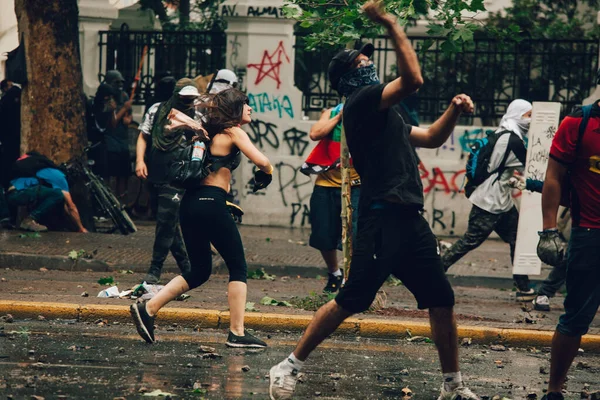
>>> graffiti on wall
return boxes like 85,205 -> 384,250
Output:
247,92 -> 294,119
247,41 -> 290,89
247,119 -> 309,157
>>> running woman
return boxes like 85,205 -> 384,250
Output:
131,88 -> 274,348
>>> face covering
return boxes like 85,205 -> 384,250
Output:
337,64 -> 380,97
516,117 -> 531,133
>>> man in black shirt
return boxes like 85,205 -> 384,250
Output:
269,2 -> 478,399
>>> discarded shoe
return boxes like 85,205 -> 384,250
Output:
226,329 -> 267,348
533,295 -> 551,311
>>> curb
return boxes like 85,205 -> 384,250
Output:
0,252 -> 546,289
2,300 -> 600,351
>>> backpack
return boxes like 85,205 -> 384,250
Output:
463,130 -> 515,198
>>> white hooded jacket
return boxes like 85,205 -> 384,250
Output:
469,99 -> 532,214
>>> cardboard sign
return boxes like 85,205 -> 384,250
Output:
513,102 -> 561,276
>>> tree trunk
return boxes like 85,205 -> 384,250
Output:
179,0 -> 191,27
14,0 -> 86,163
14,0 -> 95,231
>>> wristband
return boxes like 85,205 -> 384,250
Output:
265,164 -> 274,175
538,228 -> 558,235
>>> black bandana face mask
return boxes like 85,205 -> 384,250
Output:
338,64 -> 380,96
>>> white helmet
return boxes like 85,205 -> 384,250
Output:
209,69 -> 239,94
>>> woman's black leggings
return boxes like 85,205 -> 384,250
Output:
179,186 -> 247,289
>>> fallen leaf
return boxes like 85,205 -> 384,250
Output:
39,268 -> 48,272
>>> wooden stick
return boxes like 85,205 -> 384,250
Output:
130,45 -> 149,100
340,108 -> 353,280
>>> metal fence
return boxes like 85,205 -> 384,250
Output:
98,29 -> 226,105
295,34 -> 599,125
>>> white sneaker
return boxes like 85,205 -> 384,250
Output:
533,295 -> 550,312
438,384 -> 480,400
269,362 -> 299,400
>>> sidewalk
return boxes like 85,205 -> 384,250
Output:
1,224 -> 599,348
0,269 -> 599,347
0,221 -> 552,287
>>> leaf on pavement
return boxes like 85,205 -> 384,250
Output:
143,389 -> 176,397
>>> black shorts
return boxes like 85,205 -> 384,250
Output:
335,204 -> 455,313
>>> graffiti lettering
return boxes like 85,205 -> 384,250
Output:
283,127 -> 309,156
229,35 -> 241,70
247,41 -> 290,89
247,6 -> 282,18
290,203 -> 310,226
247,119 -> 280,150
423,208 -> 457,235
420,163 -> 466,194
276,162 -> 312,207
221,4 -> 238,16
247,92 -> 294,119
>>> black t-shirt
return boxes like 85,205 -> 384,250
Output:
344,84 -> 423,211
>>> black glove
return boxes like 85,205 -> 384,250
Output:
252,170 -> 272,192
226,201 -> 244,223
537,229 -> 567,267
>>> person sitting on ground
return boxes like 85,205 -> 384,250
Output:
301,103 -> 360,292
441,99 -> 535,302
6,152 -> 88,233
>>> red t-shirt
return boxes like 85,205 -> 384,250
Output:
550,101 -> 600,228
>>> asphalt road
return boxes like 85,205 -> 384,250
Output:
1,321 -> 599,399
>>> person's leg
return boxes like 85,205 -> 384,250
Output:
548,227 -> 600,394
309,185 -> 340,274
441,205 -> 498,271
535,263 -> 567,311
144,184 -> 187,283
494,206 -> 532,297
270,208 -> 389,398
309,185 -> 344,292
393,212 -> 476,398
170,223 -> 191,275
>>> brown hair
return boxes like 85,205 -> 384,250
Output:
200,88 -> 248,138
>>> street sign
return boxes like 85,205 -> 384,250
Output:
513,102 -> 561,276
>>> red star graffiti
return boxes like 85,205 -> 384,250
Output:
247,41 -> 290,89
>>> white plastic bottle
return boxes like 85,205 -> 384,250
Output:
191,141 -> 206,161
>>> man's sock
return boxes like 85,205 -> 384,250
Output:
281,353 -> 304,372
443,371 -> 463,391
332,269 -> 342,277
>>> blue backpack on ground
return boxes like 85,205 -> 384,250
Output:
463,129 -> 515,198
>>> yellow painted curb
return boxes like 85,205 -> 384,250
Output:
1,300 -> 600,351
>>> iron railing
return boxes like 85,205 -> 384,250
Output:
98,29 -> 226,105
295,34 -> 599,124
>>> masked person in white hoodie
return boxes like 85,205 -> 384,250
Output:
441,99 -> 535,300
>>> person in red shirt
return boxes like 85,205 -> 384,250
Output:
537,97 -> 600,400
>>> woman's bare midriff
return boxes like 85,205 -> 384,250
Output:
199,131 -> 234,192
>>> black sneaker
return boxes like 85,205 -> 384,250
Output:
323,270 -> 344,293
541,392 -> 564,400
142,272 -> 161,285
130,301 -> 155,343
226,329 -> 267,348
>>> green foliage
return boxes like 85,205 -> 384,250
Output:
260,296 -> 293,307
289,291 -> 337,311
247,268 -> 276,281
485,0 -> 600,40
284,0 -> 491,51
97,276 -> 115,286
